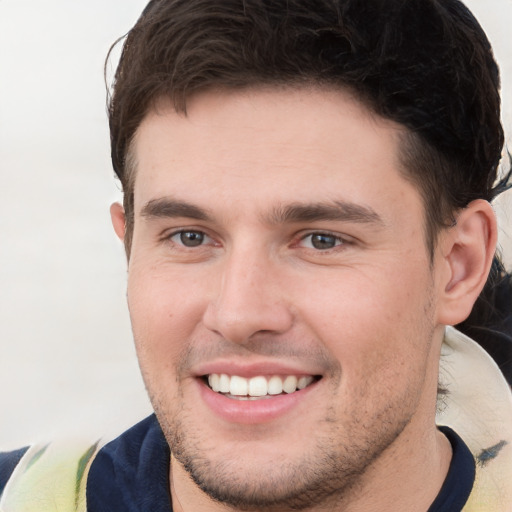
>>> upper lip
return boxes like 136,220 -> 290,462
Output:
193,359 -> 322,379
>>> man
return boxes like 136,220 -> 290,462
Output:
1,0 -> 512,511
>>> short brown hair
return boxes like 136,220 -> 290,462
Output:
107,0 -> 510,256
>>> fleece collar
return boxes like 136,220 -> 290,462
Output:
437,327 -> 512,511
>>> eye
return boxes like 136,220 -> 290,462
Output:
300,232 -> 344,250
170,230 -> 211,248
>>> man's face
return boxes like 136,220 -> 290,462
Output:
124,87 -> 445,510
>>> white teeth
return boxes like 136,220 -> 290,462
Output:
298,376 -> 314,390
230,375 -> 249,396
283,375 -> 298,394
249,376 -> 268,397
208,374 -> 220,392
267,376 -> 283,395
207,374 -> 315,397
219,373 -> 230,393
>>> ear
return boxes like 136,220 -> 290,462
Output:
436,199 -> 497,326
110,202 -> 126,242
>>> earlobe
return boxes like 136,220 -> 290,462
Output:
110,202 -> 126,242
437,200 -> 497,326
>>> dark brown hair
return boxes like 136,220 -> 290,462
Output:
107,0 -> 510,255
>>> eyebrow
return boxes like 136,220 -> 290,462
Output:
141,198 -> 210,221
140,197 -> 383,226
266,201 -> 384,226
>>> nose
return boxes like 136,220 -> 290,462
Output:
203,249 -> 294,344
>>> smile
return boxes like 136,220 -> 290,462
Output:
206,374 -> 317,399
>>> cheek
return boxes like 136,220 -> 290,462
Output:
126,262 -> 209,372
293,265 -> 434,379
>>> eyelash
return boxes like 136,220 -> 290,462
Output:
163,228 -> 349,253
296,231 -> 349,251
165,229 -> 215,248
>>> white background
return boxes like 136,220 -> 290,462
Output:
1,0 -> 511,448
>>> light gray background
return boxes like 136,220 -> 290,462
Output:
1,0 -> 511,448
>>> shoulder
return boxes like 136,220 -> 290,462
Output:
87,414 -> 172,512
0,440 -> 98,511
0,446 -> 29,497
0,416 -> 170,512
438,328 -> 512,511
89,414 -> 168,478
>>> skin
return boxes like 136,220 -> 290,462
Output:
111,87 -> 497,511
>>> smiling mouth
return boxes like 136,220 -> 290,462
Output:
204,374 -> 320,400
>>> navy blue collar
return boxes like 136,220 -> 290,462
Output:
427,426 -> 476,512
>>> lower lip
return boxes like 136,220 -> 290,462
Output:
197,379 -> 318,424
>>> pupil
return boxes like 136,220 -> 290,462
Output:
312,234 -> 336,250
180,231 -> 204,247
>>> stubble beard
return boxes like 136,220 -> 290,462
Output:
150,377 -> 418,512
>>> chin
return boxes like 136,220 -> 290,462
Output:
157,401 -> 410,512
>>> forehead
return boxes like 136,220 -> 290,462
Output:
131,87 -> 422,228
